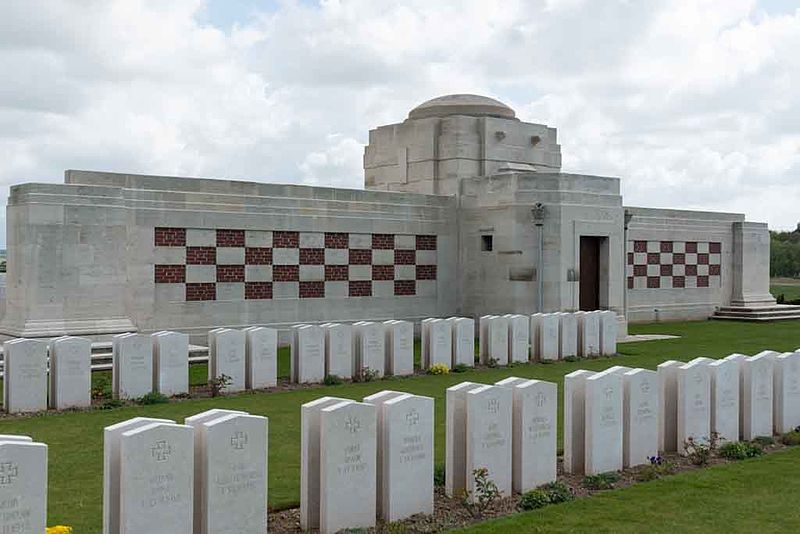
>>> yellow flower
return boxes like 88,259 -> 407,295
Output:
427,363 -> 450,375
46,527 -> 73,534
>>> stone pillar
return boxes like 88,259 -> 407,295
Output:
731,222 -> 776,307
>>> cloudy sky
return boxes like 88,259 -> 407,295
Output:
0,0 -> 798,246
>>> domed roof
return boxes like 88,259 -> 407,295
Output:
408,94 -> 516,120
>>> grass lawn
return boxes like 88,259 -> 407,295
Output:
771,283 -> 800,302
458,446 -> 800,533
1,320 -> 799,532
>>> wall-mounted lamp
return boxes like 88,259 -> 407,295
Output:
532,202 -> 546,227
495,131 -> 506,140
531,135 -> 541,146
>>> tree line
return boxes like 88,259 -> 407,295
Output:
772,224 -> 800,278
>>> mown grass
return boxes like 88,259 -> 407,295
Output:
0,320 -> 798,532
771,283 -> 800,302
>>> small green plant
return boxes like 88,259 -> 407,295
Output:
541,481 -> 574,504
452,363 -> 471,373
323,374 -> 343,386
582,471 -> 620,490
137,392 -> 169,405
459,467 -> 501,518
100,398 -> 124,410
519,489 -> 551,510
563,356 -> 579,363
433,464 -> 446,487
752,435 -> 775,446
486,357 -> 499,368
637,455 -> 677,481
91,375 -> 112,400
683,432 -> 719,466
352,366 -> 380,383
718,441 -> 764,460
781,428 -> 800,446
208,374 -> 232,397
427,363 -> 450,375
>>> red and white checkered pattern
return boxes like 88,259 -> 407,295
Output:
153,228 -> 438,301
626,240 -> 722,290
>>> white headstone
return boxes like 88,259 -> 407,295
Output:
465,384 -> 513,497
427,319 -> 452,369
557,313 -> 578,359
118,422 -> 194,534
243,326 -> 278,389
507,315 -> 530,363
576,311 -> 601,357
619,368 -> 658,467
322,323 -> 353,379
300,397 -> 350,530
192,413 -> 268,534
383,320 -> 414,376
319,400 -> 377,534
152,331 -> 189,397
741,353 -> 774,440
478,316 -> 493,365
677,361 -> 711,450
419,318 -> 435,369
495,377 -> 557,491
584,370 -> 623,474
291,325 -> 325,384
657,360 -> 684,452
112,334 -> 153,400
364,391 -> 434,522
208,329 -> 246,392
708,358 -> 740,443
481,316 -> 509,366
0,439 -> 47,534
445,381 -> 484,496
103,416 -> 174,534
3,339 -> 47,413
354,322 -> 385,378
563,369 -> 595,474
531,314 -> 559,361
599,310 -> 618,356
773,352 -> 800,434
48,336 -> 91,410
450,317 -> 475,368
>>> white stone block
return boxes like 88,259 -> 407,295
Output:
599,310 -> 618,356
563,370 -> 595,473
558,313 -> 577,359
291,325 -> 325,384
465,385 -> 513,497
208,328 -> 246,392
112,333 -> 153,400
676,361 -> 711,450
420,318 -> 435,369
576,311 -> 601,357
619,369 -> 659,467
118,422 -> 194,534
152,331 -> 189,397
479,316 -> 509,365
450,317 -> 475,368
531,314 -> 559,361
353,322 -> 385,378
773,352 -> 800,434
364,391 -> 434,522
243,326 -> 278,389
3,339 -> 47,413
507,314 -> 530,363
48,336 -> 91,410
585,370 -> 623,474
322,323 -> 353,379
103,416 -> 174,534
319,401 -> 377,534
709,358 -> 740,443
657,360 -> 684,452
428,319 -> 452,369
741,353 -> 774,440
384,320 -> 414,376
495,377 -> 557,491
445,381 -> 483,496
0,440 -> 47,534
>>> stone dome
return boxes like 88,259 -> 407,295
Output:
408,94 -> 516,120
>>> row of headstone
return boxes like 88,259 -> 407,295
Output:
103,409 -> 268,534
421,317 -> 475,370
479,311 -> 617,366
445,378 -> 558,499
292,321 -> 415,383
208,327 -> 277,393
0,434 -> 48,534
3,337 -> 91,413
300,391 -> 434,534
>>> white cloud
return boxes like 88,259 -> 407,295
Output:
0,0 -> 797,249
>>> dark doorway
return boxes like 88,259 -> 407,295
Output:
580,236 -> 601,311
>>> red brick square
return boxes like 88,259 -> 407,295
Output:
673,276 -> 685,288
372,265 -> 394,281
186,283 -> 215,301
416,265 -> 437,280
698,253 -> 709,265
395,249 -> 416,265
349,280 -> 372,297
273,265 -> 299,282
633,240 -> 647,253
372,234 -> 395,249
394,280 -> 416,296
325,265 -> 348,281
245,247 -> 272,265
660,241 -> 673,253
186,247 -> 216,265
273,231 -> 299,248
647,253 -> 660,265
155,227 -> 186,247
217,265 -> 245,283
634,265 -> 647,277
710,242 -> 722,254
299,281 -> 325,298
627,276 -> 634,289
660,264 -> 672,276
685,242 -> 698,253
647,276 -> 660,289
697,275 -> 709,288
325,232 -> 349,249
673,253 -> 685,265
416,235 -> 437,250
217,229 -> 245,247
245,282 -> 272,300
709,264 -> 721,276
154,264 -> 185,283
627,252 -> 634,265
349,249 -> 372,265
685,264 -> 698,276
299,248 -> 325,265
